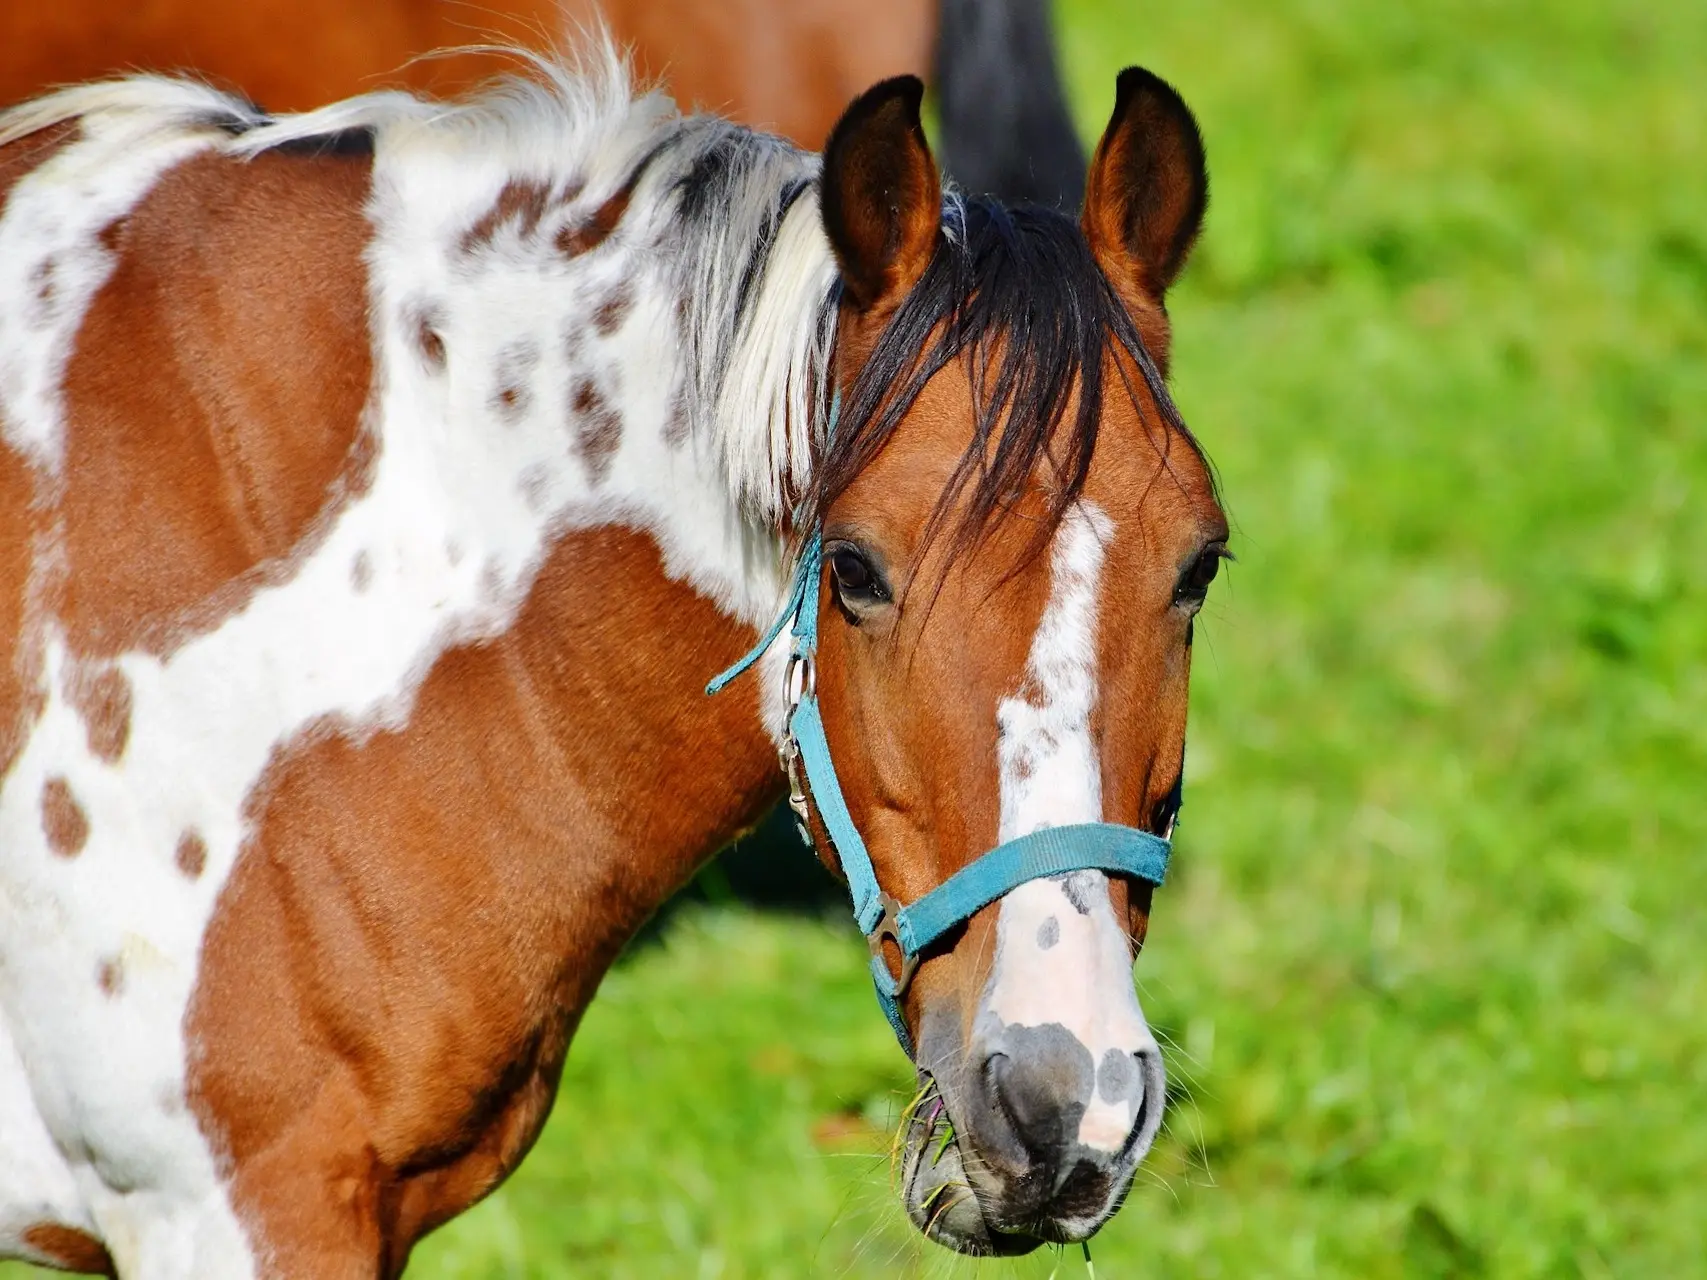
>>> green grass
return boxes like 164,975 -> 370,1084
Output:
10,1 -> 1707,1275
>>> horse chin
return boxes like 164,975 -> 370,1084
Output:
899,1080 -> 1041,1258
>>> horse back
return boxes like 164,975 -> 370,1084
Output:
2,127 -> 376,665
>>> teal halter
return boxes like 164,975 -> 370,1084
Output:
706,396 -> 1175,1056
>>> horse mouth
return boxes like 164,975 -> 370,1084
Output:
898,1067 -> 1150,1256
898,1075 -> 1041,1257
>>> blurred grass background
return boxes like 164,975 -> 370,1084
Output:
10,0 -> 1706,1275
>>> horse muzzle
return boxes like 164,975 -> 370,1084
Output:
900,1016 -> 1166,1255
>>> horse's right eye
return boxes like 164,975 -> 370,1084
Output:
827,545 -> 889,613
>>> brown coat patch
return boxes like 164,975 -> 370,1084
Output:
41,777 -> 89,857
65,661 -> 133,762
186,526 -> 780,1273
55,146 -> 376,659
555,176 -> 637,259
97,955 -> 125,997
459,178 -> 556,256
0,126 -> 76,777
0,444 -> 42,777
19,1223 -> 116,1277
489,339 -> 541,424
406,301 -> 448,372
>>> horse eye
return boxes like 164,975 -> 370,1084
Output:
828,546 -> 887,610
1174,544 -> 1227,607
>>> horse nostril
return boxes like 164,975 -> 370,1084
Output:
978,1036 -> 1165,1172
981,1050 -> 1055,1170
1121,1044 -> 1167,1159
978,1030 -> 1097,1169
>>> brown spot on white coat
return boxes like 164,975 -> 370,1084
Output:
592,281 -> 634,336
18,1223 -> 115,1276
41,777 -> 88,857
175,830 -> 208,880
570,377 -> 622,485
96,956 -> 124,997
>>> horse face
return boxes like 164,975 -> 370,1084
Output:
812,73 -> 1220,1253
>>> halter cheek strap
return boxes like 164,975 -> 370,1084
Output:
706,394 -> 1177,1057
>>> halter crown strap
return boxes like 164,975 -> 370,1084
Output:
702,530 -> 819,696
704,391 -> 839,697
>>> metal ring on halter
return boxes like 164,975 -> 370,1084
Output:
868,893 -> 920,999
785,652 -> 816,708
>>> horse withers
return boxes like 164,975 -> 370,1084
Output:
0,46 -> 1223,1276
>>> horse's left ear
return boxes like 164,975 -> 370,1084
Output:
1082,67 -> 1208,306
821,76 -> 941,313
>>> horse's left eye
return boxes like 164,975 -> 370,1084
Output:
1174,543 -> 1228,607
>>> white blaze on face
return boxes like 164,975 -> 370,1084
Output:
984,502 -> 1157,1152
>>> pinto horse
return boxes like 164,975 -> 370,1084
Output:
0,40 -> 1222,1277
0,0 -> 1085,209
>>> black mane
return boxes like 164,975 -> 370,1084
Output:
809,198 -> 1210,561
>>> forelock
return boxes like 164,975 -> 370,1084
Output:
809,197 -> 1212,563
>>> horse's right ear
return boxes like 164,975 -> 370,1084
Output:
820,76 -> 941,313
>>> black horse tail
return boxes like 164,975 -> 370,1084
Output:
932,0 -> 1087,209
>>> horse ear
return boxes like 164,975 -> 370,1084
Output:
1082,67 -> 1208,304
820,76 -> 941,312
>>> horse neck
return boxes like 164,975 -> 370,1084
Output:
2,98 -> 799,967
460,348 -> 793,930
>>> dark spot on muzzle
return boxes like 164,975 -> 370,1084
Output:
1055,869 -> 1100,915
1097,1047 -> 1141,1106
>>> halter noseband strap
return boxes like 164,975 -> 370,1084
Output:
706,394 -> 1176,1056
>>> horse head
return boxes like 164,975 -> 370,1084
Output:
795,70 -> 1225,1253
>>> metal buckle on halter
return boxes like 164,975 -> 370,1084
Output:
780,653 -> 816,841
868,892 -> 920,999
782,736 -> 811,837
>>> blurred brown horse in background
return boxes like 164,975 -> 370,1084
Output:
0,0 -> 1085,206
